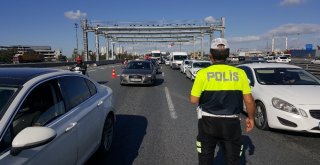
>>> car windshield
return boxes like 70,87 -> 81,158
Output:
127,61 -> 151,70
254,68 -> 320,85
193,62 -> 211,68
174,55 -> 187,60
184,61 -> 190,64
0,86 -> 18,119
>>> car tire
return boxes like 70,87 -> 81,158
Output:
99,115 -> 114,153
254,102 -> 269,130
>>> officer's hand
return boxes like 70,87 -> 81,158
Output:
245,118 -> 254,132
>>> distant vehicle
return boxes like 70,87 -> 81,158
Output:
144,54 -> 152,60
226,57 -> 239,63
151,50 -> 161,63
0,68 -> 116,164
238,63 -> 320,133
310,57 -> 320,64
185,60 -> 212,80
275,56 -> 290,63
265,55 -> 276,62
282,54 -> 292,63
120,60 -> 156,85
165,58 -> 170,66
169,52 -> 188,69
180,59 -> 192,73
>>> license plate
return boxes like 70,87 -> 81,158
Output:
130,78 -> 141,82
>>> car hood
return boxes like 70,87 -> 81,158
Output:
122,69 -> 152,74
257,85 -> 320,105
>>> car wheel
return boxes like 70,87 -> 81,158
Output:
254,102 -> 269,130
99,115 -> 114,153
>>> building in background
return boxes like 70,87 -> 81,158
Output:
3,45 -> 58,62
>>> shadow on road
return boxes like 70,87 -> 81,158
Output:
213,135 -> 255,165
86,114 -> 148,165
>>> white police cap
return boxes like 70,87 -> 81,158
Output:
211,38 -> 229,49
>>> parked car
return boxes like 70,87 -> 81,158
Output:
120,60 -> 156,85
238,63 -> 320,133
180,59 -> 192,74
185,60 -> 212,80
0,68 -> 116,164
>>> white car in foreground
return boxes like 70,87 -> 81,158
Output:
238,63 -> 320,133
185,60 -> 211,80
0,68 -> 116,164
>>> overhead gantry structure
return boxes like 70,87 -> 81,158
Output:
81,17 -> 226,61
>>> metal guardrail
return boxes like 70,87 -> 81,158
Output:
292,62 -> 320,78
0,60 -> 123,68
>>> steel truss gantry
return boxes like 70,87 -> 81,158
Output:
81,17 -> 226,61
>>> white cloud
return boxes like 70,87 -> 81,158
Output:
266,24 -> 320,36
64,10 -> 87,20
204,16 -> 216,24
229,23 -> 320,43
280,0 -> 306,6
229,36 -> 261,43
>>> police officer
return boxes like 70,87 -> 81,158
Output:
190,38 -> 255,165
72,56 -> 87,75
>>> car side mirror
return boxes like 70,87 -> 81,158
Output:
10,127 -> 56,156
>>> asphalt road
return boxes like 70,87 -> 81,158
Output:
85,64 -> 320,165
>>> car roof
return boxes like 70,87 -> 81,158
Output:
0,68 -> 60,87
238,63 -> 301,69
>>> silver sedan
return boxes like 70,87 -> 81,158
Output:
0,68 -> 116,165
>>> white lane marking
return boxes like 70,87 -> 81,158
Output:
162,72 -> 164,77
165,87 -> 178,119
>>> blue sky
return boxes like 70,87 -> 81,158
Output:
1,0 -> 319,56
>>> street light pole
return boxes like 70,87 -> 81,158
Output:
74,23 -> 79,55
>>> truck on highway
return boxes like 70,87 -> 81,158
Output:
169,52 -> 188,69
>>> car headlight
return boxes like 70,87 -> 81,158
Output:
146,74 -> 152,78
272,97 -> 299,115
121,74 -> 128,77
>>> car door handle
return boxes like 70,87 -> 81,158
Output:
97,100 -> 103,107
65,122 -> 77,132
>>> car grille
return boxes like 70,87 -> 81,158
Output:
129,75 -> 142,79
309,110 -> 320,119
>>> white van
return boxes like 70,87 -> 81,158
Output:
169,52 -> 188,69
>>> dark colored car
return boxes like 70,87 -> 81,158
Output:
120,60 -> 156,85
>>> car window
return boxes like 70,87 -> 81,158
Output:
255,68 -> 320,85
0,79 -> 64,154
0,87 -> 18,120
127,62 -> 151,70
85,79 -> 97,96
58,76 -> 91,110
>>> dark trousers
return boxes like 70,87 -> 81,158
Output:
197,116 -> 242,165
